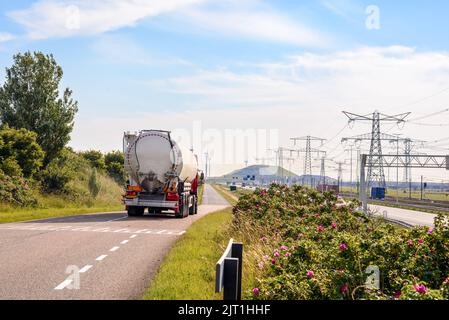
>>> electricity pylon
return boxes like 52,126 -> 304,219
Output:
290,136 -> 326,177
342,132 -> 425,187
342,111 -> 410,188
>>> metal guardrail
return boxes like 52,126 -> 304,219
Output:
215,239 -> 243,300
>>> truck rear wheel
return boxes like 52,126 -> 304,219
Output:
183,195 -> 189,218
128,206 -> 144,217
189,195 -> 198,215
194,196 -> 198,215
176,195 -> 186,219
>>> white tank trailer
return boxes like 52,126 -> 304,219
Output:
123,130 -> 200,218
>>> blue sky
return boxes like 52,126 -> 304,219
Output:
1,0 -> 449,178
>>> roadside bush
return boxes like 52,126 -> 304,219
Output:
80,150 -> 106,171
105,151 -> 125,185
0,125 -> 45,178
38,148 -> 79,193
0,169 -> 37,206
233,184 -> 449,300
88,168 -> 101,198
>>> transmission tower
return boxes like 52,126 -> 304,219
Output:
342,132 -> 425,187
290,136 -> 326,176
342,111 -> 410,188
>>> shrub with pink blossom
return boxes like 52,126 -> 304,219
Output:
232,184 -> 449,300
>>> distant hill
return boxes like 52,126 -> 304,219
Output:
209,165 -> 337,185
225,165 -> 297,179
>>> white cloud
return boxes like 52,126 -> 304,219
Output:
8,0 -> 329,47
179,7 -> 329,47
8,0 -> 205,39
70,46 -> 449,178
0,32 -> 15,42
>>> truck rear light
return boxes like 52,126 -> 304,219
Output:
166,193 -> 179,201
125,190 -> 138,198
127,185 -> 143,192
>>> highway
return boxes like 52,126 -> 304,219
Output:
0,184 -> 229,300
369,204 -> 437,227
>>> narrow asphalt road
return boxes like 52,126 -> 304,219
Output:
369,204 -> 437,227
0,184 -> 229,300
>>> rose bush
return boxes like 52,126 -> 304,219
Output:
232,184 -> 449,300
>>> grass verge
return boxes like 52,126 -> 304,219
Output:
0,203 -> 124,224
210,184 -> 239,206
198,183 -> 205,205
144,208 -> 232,300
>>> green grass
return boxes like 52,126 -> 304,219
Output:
340,186 -> 449,202
144,208 -> 233,300
0,166 -> 124,224
198,183 -> 205,205
211,184 -> 239,206
0,203 -> 124,224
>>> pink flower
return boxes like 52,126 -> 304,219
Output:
393,291 -> 401,299
428,229 -> 434,235
271,259 -> 277,265
256,204 -> 260,208
306,270 -> 315,278
284,252 -> 291,257
252,288 -> 260,296
443,277 -> 449,285
413,284 -> 427,294
258,261 -> 264,269
280,245 -> 289,251
407,240 -> 414,247
260,236 -> 268,242
317,226 -> 325,232
263,255 -> 269,261
274,251 -> 280,257
331,222 -> 337,229
340,284 -> 349,295
339,243 -> 348,251
417,239 -> 424,245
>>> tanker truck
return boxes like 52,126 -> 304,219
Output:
122,130 -> 199,218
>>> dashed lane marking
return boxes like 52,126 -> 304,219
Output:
96,255 -> 108,261
79,265 -> 92,273
109,246 -> 120,252
0,224 -> 186,236
130,235 -> 137,239
120,240 -> 129,244
54,279 -> 73,290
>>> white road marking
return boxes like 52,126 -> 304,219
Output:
120,240 -> 129,244
79,265 -> 92,273
96,255 -> 108,261
110,246 -> 120,252
54,279 -> 73,290
0,225 -> 185,236
107,216 -> 127,222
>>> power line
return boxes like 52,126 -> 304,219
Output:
395,87 -> 449,110
407,108 -> 449,122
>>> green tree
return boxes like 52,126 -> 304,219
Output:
105,150 -> 125,185
38,148 -> 76,192
81,150 -> 106,171
0,51 -> 78,164
0,125 -> 45,177
88,168 -> 101,199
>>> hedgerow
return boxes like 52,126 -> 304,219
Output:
232,184 -> 449,300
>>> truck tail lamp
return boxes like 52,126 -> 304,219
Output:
125,190 -> 138,199
166,192 -> 180,201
